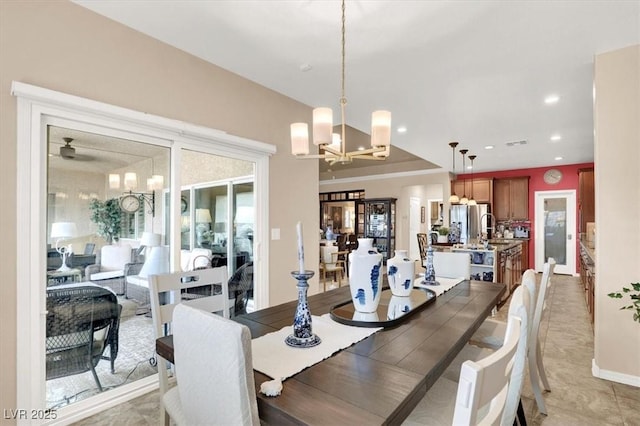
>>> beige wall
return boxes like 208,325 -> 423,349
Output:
593,45 -> 640,381
0,1 -> 319,414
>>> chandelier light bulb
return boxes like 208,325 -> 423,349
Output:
291,123 -> 310,155
312,107 -> 333,146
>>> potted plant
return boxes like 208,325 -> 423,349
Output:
89,198 -> 122,244
437,227 -> 449,243
608,282 -> 640,323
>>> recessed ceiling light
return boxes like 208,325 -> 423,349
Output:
397,126 -> 407,134
484,145 -> 494,150
545,94 -> 560,104
550,134 -> 562,141
554,156 -> 563,161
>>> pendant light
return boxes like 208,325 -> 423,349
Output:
459,149 -> 469,205
468,154 -> 477,206
448,142 -> 460,203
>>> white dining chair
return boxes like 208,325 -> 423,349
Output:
166,303 -> 259,426
468,259 -> 556,415
405,285 -> 530,426
452,285 -> 529,425
319,245 -> 345,290
431,251 -> 471,280
148,267 -> 230,426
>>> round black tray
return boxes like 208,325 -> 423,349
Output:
329,286 -> 437,328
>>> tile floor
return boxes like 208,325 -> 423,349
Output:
75,273 -> 640,425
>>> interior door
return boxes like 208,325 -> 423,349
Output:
534,190 -> 576,274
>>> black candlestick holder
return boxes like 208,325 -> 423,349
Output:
285,270 -> 322,348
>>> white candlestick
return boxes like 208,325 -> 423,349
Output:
296,221 -> 305,273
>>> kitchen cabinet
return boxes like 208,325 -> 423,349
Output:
578,168 -> 594,232
451,247 -> 497,283
356,198 -> 396,262
494,242 -> 524,303
493,177 -> 529,220
452,178 -> 493,204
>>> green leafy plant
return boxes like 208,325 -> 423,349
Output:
608,282 -> 640,323
89,198 -> 122,244
438,227 -> 449,236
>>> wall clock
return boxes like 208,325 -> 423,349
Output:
120,194 -> 141,213
181,197 -> 188,213
543,169 -> 563,185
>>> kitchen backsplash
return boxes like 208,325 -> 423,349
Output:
495,220 -> 531,238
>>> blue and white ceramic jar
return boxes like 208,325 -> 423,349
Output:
348,238 -> 383,313
387,295 -> 414,320
387,250 -> 415,297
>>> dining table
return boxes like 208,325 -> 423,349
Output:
156,278 -> 505,425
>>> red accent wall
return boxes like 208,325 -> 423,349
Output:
457,162 -> 594,273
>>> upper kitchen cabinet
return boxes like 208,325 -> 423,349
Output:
493,177 -> 529,220
452,178 -> 493,204
578,168 -> 594,232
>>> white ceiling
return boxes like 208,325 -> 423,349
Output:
73,0 -> 639,174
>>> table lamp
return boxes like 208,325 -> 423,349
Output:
195,208 -> 212,246
50,222 -> 77,272
139,231 -> 161,256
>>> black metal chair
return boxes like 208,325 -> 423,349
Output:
228,261 -> 253,316
417,233 -> 429,271
45,284 -> 122,392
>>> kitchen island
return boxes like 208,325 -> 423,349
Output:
488,239 -> 528,303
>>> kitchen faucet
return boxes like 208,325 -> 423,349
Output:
480,212 -> 496,241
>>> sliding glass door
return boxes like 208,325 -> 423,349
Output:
44,129 -> 256,410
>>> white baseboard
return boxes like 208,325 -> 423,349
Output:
592,358 -> 640,387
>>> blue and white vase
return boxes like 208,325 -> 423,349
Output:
387,295 -> 414,320
348,238 -> 383,313
387,250 -> 414,297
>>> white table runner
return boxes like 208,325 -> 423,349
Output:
251,313 -> 382,380
414,276 -> 465,296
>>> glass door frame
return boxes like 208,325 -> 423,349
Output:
13,81 -> 274,422
534,189 -> 577,274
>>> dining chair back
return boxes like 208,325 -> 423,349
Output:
149,267 -> 230,425
416,233 -> 429,269
319,245 -> 346,291
467,261 -> 555,417
433,251 -> 471,280
528,258 -> 556,415
452,285 -> 529,425
165,303 -> 259,426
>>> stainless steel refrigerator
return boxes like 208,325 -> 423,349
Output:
449,204 -> 491,244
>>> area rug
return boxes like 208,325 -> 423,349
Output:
46,297 -> 157,409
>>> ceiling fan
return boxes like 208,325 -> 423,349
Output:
56,137 -> 94,161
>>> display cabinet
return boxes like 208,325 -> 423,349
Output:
451,247 -> 498,283
356,198 -> 396,262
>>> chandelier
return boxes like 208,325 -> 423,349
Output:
290,0 -> 391,165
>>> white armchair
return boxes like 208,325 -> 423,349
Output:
125,245 -> 170,306
180,248 -> 213,271
85,244 -> 134,294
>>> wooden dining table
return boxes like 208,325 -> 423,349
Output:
156,279 -> 505,425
